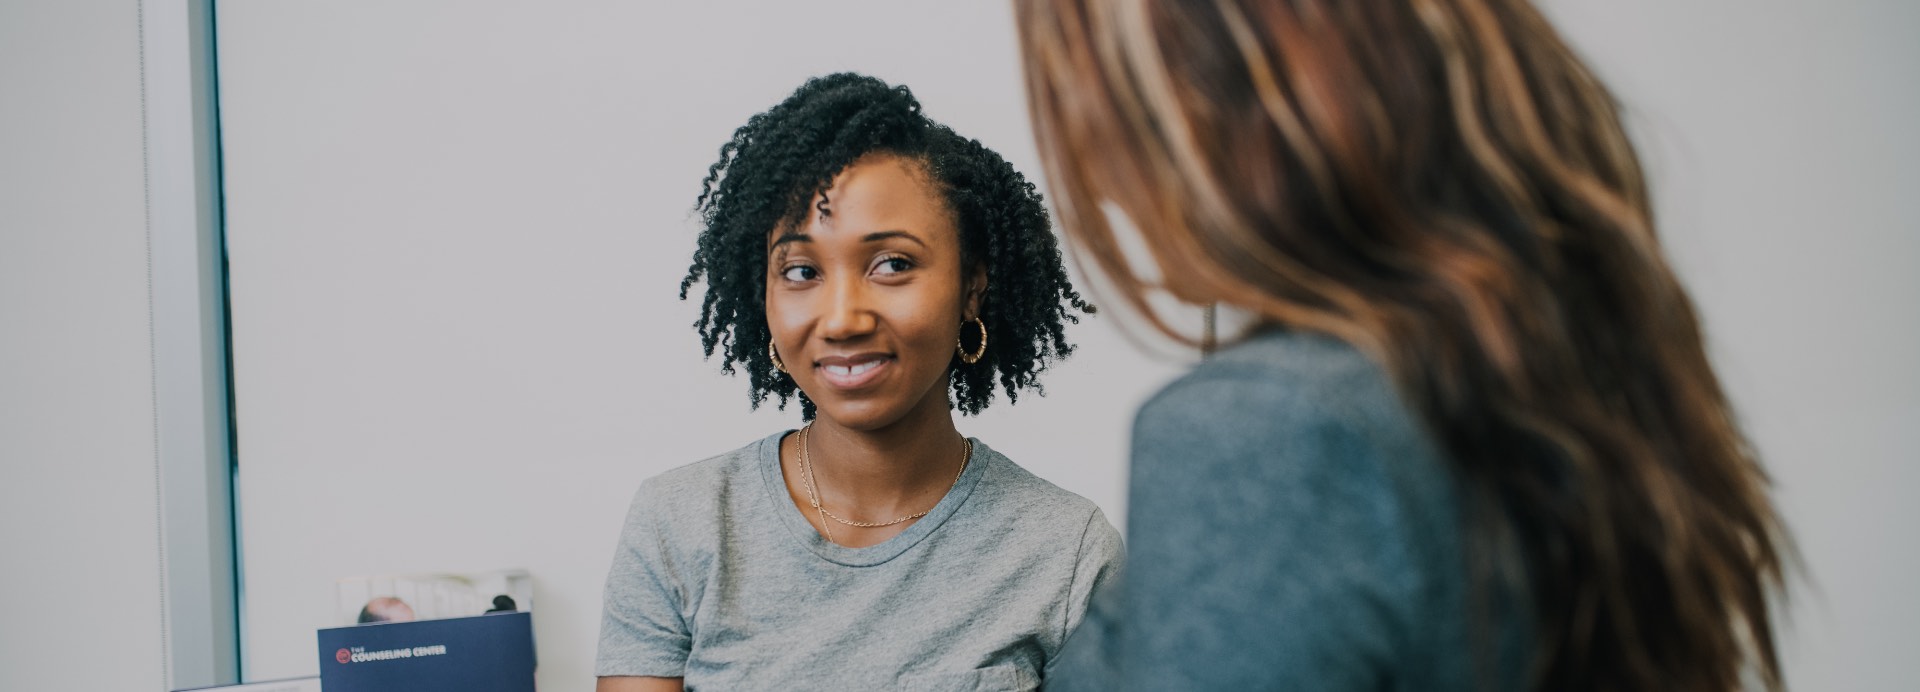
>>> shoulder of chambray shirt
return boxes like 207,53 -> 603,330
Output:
1047,328 -> 1526,692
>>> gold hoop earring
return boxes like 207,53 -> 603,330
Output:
957,317 -> 987,364
769,339 -> 788,374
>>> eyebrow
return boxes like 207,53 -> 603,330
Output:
769,231 -> 811,253
768,230 -> 927,253
862,230 -> 927,248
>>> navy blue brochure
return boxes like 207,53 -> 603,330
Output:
317,611 -> 535,692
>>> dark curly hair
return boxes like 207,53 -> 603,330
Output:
681,73 -> 1093,418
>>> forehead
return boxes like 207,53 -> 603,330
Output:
788,154 -> 955,242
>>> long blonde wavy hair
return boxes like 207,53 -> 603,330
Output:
1016,0 -> 1789,689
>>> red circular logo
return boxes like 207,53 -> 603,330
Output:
336,648 -> 352,664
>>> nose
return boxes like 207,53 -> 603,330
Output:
817,273 -> 877,341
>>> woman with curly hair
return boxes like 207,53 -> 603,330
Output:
594,73 -> 1120,691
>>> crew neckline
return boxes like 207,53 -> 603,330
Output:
755,429 -> 990,567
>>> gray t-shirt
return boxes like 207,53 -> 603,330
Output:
597,431 -> 1123,691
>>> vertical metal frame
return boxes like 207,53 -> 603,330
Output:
143,0 -> 238,687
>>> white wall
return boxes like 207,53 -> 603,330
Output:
0,1 -> 168,691
213,1 -> 1918,691
1542,2 -> 1920,689
214,2 -> 1182,689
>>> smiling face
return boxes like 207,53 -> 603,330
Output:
766,153 -> 983,432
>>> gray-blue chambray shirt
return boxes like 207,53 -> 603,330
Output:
597,433 -> 1122,691
1047,329 -> 1528,691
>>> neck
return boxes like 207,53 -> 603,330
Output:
805,386 -> 966,515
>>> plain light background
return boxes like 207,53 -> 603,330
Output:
2,1 -> 1914,691
0,1 -> 168,690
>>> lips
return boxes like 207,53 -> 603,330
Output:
815,353 -> 892,390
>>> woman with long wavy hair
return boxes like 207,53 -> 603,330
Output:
1015,0 -> 1790,689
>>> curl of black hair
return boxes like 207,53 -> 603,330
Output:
682,73 -> 1093,418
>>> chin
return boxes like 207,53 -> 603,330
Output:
810,399 -> 915,432
801,370 -> 954,433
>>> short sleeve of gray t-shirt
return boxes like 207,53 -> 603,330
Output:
596,432 -> 1123,691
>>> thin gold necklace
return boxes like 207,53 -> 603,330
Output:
798,423 -> 971,543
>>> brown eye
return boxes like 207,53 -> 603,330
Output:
781,265 -> 819,282
873,256 -> 914,276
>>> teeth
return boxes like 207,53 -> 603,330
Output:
826,360 -> 881,377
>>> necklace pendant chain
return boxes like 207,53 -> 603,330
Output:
798,423 -> 972,536
799,425 -> 833,543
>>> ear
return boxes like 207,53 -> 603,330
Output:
962,265 -> 987,320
